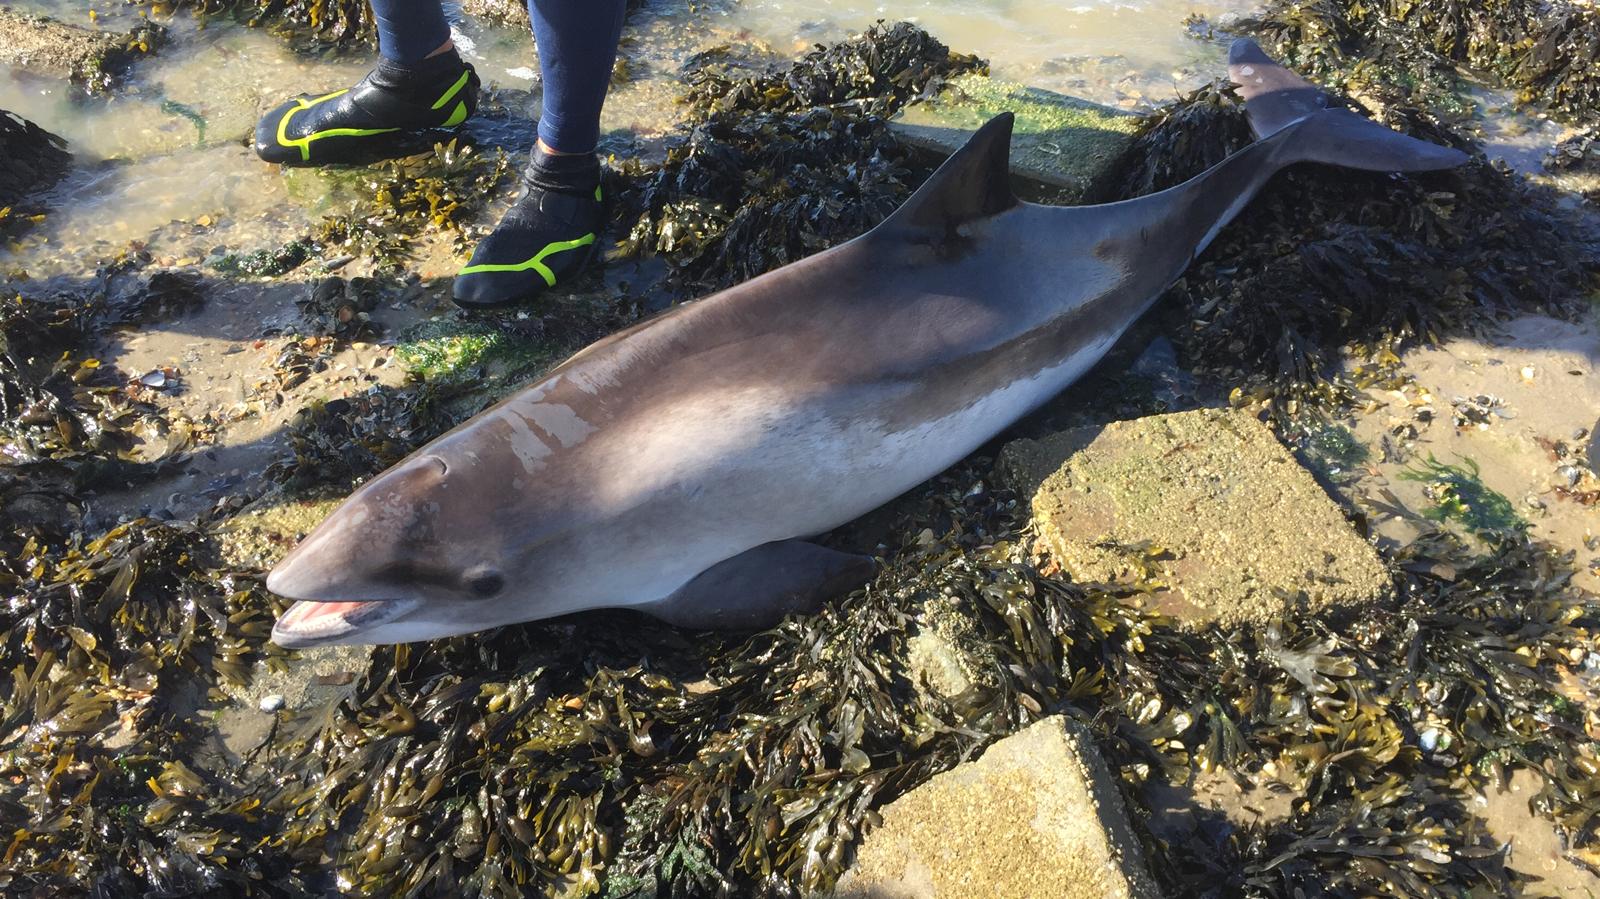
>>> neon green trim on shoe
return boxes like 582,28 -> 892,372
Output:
442,100 -> 469,127
274,89 -> 401,163
594,185 -> 603,202
430,70 -> 473,111
457,233 -> 597,288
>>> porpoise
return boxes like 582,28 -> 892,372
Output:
268,40 -> 1467,647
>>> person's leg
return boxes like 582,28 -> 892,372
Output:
371,0 -> 452,65
527,0 -> 627,155
254,0 -> 480,166
451,0 -> 626,308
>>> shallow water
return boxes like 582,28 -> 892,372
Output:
725,0 -> 1258,107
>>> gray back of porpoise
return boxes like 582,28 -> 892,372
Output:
267,39 -> 1467,647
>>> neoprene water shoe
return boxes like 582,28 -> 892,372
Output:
452,148 -> 604,308
254,51 -> 479,166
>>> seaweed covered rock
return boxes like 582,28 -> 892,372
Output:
1237,0 -> 1600,128
1102,81 -> 1597,411
0,110 -> 70,218
616,22 -> 985,293
834,716 -> 1159,899
1546,127 -> 1600,201
143,0 -> 374,49
284,140 -> 512,273
0,7 -> 165,92
459,0 -> 644,31
1000,409 -> 1391,630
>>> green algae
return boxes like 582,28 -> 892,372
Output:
1400,454 -> 1523,532
395,317 -> 559,385
1291,419 -> 1370,485
938,73 -> 1139,139
891,73 -> 1139,198
397,327 -> 497,382
210,240 -> 311,278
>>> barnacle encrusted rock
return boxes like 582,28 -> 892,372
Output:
889,73 -> 1140,201
832,715 -> 1159,899
906,595 -> 999,704
1000,408 -> 1391,630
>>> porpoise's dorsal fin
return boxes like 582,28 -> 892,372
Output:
880,112 -> 1019,234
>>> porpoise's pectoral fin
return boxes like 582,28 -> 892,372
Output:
642,540 -> 876,631
878,112 -> 1019,236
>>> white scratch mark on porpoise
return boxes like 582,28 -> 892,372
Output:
500,411 -> 553,474
522,403 -> 597,449
564,365 -> 620,394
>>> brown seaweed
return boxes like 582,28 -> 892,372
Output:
2,20 -> 1597,899
1235,0 -> 1600,129
614,21 -> 985,294
1103,81 -> 1598,417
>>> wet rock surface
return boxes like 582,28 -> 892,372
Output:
1002,408 -> 1392,629
834,715 -> 1159,899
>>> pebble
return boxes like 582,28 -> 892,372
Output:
1419,728 -> 1440,752
259,694 -> 285,712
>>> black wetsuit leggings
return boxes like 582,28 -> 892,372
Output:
371,0 -> 626,154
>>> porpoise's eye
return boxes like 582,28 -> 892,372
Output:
466,568 -> 504,598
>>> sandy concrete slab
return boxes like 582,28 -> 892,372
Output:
833,716 -> 1159,899
1000,408 -> 1391,630
890,72 -> 1141,202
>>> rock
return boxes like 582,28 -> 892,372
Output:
889,73 -> 1141,202
833,716 -> 1159,899
905,595 -> 999,705
999,408 -> 1391,630
459,0 -> 532,30
459,0 -> 643,31
0,8 -> 162,92
215,642 -> 372,760
0,109 -> 70,213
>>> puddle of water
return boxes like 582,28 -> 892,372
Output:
2,0 -> 737,276
1340,311 -> 1600,596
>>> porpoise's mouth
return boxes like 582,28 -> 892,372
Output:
271,597 -> 423,648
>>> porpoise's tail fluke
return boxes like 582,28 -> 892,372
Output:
1229,39 -> 1469,172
